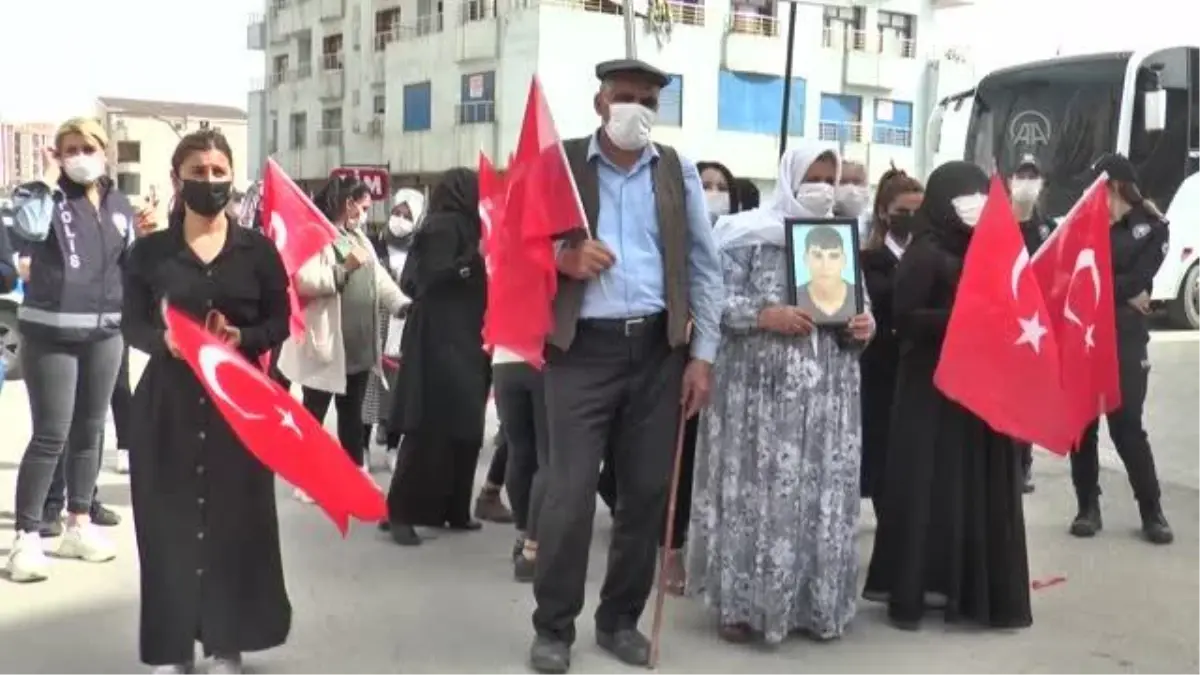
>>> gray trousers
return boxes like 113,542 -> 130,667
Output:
13,334 -> 123,532
494,362 -> 548,537
532,314 -> 685,643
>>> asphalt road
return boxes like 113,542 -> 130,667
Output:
0,332 -> 1196,673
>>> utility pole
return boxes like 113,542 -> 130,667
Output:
622,0 -> 638,57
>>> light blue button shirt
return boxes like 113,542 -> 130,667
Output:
578,136 -> 725,363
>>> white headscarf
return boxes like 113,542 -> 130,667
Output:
388,188 -> 426,237
712,141 -> 841,250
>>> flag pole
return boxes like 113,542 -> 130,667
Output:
648,406 -> 689,669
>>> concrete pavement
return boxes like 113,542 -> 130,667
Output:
0,335 -> 1196,673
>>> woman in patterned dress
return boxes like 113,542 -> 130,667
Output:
686,142 -> 876,644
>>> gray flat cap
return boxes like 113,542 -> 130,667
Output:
595,59 -> 671,88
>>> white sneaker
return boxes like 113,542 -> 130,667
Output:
115,449 -> 131,474
293,487 -> 314,504
209,654 -> 242,674
5,531 -> 50,582
56,522 -> 116,562
386,448 -> 399,473
151,664 -> 192,674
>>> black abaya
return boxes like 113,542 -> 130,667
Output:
122,224 -> 293,665
859,245 -> 900,508
862,162 -> 1031,630
386,169 -> 489,527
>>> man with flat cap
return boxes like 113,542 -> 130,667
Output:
528,58 -> 725,673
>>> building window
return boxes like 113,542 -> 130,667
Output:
416,0 -> 445,36
659,74 -> 683,127
877,11 -> 916,58
459,0 -> 495,24
116,172 -> 141,195
289,112 -> 308,149
373,94 -> 386,115
296,32 -> 313,79
375,8 -> 401,50
116,141 -> 141,163
322,34 -> 344,70
320,108 -> 343,146
458,71 -> 496,124
716,69 -> 806,136
818,94 -> 863,143
822,5 -> 866,51
872,99 -> 913,146
729,2 -> 777,37
403,81 -> 433,131
271,54 -> 290,86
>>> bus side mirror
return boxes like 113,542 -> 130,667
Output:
1143,88 -> 1167,133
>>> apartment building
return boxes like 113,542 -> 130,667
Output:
0,122 -> 56,189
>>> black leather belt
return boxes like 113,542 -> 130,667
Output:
578,312 -> 666,338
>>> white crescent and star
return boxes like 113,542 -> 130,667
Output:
1010,248 -> 1048,353
270,211 -> 289,253
1062,248 -> 1101,350
196,344 -> 305,437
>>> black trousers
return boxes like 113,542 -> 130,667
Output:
301,371 -> 370,466
598,415 -> 696,550
1070,334 -> 1161,505
494,362 -> 549,536
532,315 -> 685,643
486,433 -> 508,486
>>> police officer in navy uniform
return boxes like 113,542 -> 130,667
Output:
1069,154 -> 1172,545
1008,154 -> 1055,494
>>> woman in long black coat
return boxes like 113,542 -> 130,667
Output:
385,168 -> 489,546
862,161 -> 1031,632
122,130 -> 292,673
859,167 -> 924,517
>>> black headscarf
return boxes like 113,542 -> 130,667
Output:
735,177 -> 761,210
426,168 -> 480,230
697,160 -> 742,215
914,160 -> 989,256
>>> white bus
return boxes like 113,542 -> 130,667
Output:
929,45 -> 1200,329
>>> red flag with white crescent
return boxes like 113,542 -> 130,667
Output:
164,304 -> 387,534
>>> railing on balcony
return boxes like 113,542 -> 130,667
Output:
535,0 -> 706,24
269,0 -> 288,12
665,1 -> 704,26
268,69 -> 291,87
818,121 -> 864,144
321,52 -> 344,71
415,12 -> 445,35
374,28 -> 396,50
872,125 -> 912,147
728,10 -> 777,37
457,100 -> 496,125
460,0 -> 497,23
318,128 -> 344,147
822,27 -> 915,58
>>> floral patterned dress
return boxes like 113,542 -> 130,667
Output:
686,242 -> 864,643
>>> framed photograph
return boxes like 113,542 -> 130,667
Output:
784,217 -> 864,326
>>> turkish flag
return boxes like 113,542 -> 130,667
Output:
163,304 -> 387,534
1031,176 -> 1121,444
934,176 -> 1074,454
478,152 -> 503,266
510,76 -> 588,239
260,158 -> 339,339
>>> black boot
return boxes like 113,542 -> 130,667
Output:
1138,501 -> 1173,545
1069,492 -> 1102,537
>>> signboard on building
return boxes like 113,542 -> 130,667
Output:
329,166 -> 391,201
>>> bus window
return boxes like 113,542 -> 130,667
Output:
1188,47 -> 1198,176
1129,47 -> 1192,210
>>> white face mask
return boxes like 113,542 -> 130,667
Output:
705,190 -> 730,219
951,193 -> 987,228
63,154 -> 106,185
388,215 -> 415,238
794,182 -> 836,215
1010,178 -> 1043,205
834,184 -> 869,217
605,103 -> 655,151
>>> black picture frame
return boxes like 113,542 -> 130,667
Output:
783,217 -> 865,326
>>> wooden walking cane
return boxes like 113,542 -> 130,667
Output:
649,403 -> 689,669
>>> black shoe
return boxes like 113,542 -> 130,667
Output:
1069,494 -> 1102,537
389,522 -> 422,546
89,502 -> 121,527
595,628 -> 650,667
446,519 -> 482,531
38,515 -> 64,538
511,536 -> 524,562
514,553 -> 536,583
1138,502 -> 1174,545
529,635 -> 570,674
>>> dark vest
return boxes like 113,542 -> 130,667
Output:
550,136 -> 691,350
19,178 -> 133,343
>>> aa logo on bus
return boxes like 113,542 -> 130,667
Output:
329,166 -> 391,201
1009,110 -> 1052,148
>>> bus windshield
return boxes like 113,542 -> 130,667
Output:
965,53 -> 1131,217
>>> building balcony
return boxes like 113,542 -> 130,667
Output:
723,11 -> 785,75
822,28 -> 918,90
818,120 -> 864,144
319,0 -> 345,21
321,52 -> 344,72
318,69 -> 345,100
931,0 -> 975,7
872,124 -> 913,148
296,61 -> 313,81
536,0 -> 704,26
247,13 -> 266,50
728,10 -> 776,37
457,101 -> 496,125
458,0 -> 497,24
268,0 -> 300,42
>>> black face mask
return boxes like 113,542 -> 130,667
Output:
888,213 -> 915,239
181,180 -> 233,217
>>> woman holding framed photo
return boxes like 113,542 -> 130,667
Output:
686,142 -> 875,644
